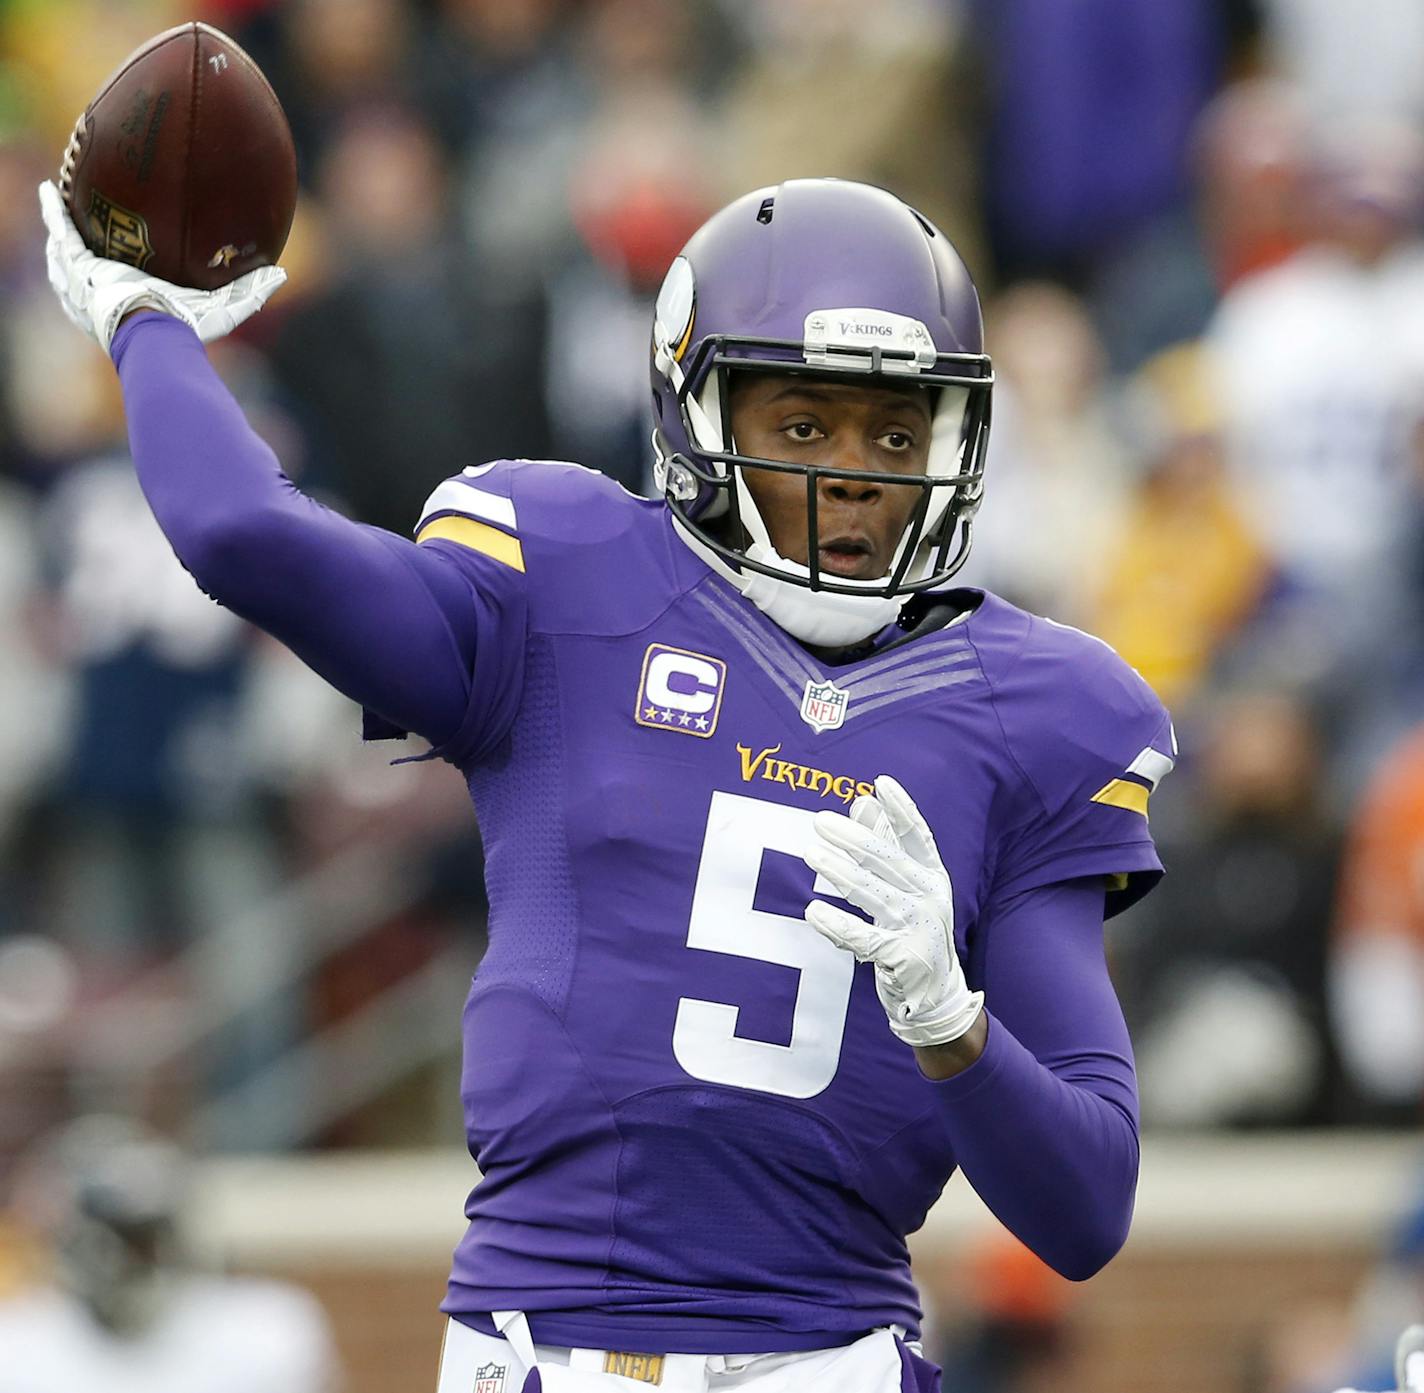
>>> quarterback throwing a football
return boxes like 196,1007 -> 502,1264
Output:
40,177 -> 1174,1393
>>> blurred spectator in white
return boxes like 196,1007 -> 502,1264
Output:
1208,120 -> 1424,610
1093,78 -> 1312,373
269,106 -> 552,533
25,344 -> 292,964
1113,691 -> 1338,1127
963,281 -> 1130,624
0,1115 -> 340,1392
1259,0 -> 1424,128
719,0 -> 985,275
1330,724 -> 1424,1119
970,0 -> 1228,285
6,318 -> 307,1150
1206,119 -> 1424,797
1089,342 -> 1271,711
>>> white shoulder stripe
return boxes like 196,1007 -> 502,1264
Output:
1127,746 -> 1175,790
417,479 -> 518,533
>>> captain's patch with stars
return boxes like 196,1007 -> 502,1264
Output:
634,644 -> 726,738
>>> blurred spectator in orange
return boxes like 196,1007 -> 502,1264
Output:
1090,343 -> 1271,710
1093,78 -> 1312,373
964,282 -> 1130,625
1331,724 -> 1424,1119
544,88 -> 716,491
1113,691 -> 1339,1127
931,1232 -> 1075,1393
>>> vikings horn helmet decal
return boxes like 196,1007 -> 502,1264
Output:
650,178 -> 993,646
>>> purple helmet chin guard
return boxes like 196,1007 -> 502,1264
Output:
650,178 -> 993,601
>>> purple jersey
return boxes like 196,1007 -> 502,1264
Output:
412,462 -> 1171,1349
109,317 -> 1168,1362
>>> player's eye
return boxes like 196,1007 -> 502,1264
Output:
877,430 -> 916,452
782,420 -> 824,443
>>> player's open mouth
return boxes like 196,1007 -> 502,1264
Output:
816,535 -> 877,579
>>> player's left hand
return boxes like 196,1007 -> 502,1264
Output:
38,180 -> 286,354
803,774 -> 984,1048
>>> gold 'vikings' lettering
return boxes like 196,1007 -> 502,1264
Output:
735,744 -> 873,806
738,742 -> 779,782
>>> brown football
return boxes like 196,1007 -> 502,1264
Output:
58,21 -> 297,291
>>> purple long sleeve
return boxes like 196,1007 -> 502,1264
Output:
111,313 -> 1141,1294
938,876 -> 1139,1279
111,314 -> 479,746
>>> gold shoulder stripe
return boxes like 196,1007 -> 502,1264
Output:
1091,778 -> 1150,817
417,515 -> 525,572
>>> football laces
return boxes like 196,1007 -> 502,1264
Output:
57,115 -> 85,201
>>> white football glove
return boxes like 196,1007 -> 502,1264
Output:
38,180 -> 287,355
803,774 -> 984,1049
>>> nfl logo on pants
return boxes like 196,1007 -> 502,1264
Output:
801,677 -> 849,733
473,1362 -> 506,1393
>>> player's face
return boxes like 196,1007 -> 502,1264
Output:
729,375 -> 933,581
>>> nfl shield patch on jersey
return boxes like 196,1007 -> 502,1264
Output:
473,1362 -> 507,1393
800,677 -> 849,732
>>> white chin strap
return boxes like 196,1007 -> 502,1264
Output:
740,549 -> 905,646
676,529 -> 898,646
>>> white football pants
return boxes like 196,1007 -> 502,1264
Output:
435,1312 -> 908,1393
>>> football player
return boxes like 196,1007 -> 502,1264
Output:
0,1115 -> 339,1392
39,176 -> 1174,1393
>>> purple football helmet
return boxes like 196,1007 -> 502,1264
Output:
650,178 -> 992,639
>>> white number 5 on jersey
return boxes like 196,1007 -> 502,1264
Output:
673,791 -> 856,1099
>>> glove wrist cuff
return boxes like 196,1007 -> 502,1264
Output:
889,990 -> 985,1049
96,288 -> 193,355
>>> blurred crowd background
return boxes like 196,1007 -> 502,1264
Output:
3,1 -> 1424,1390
